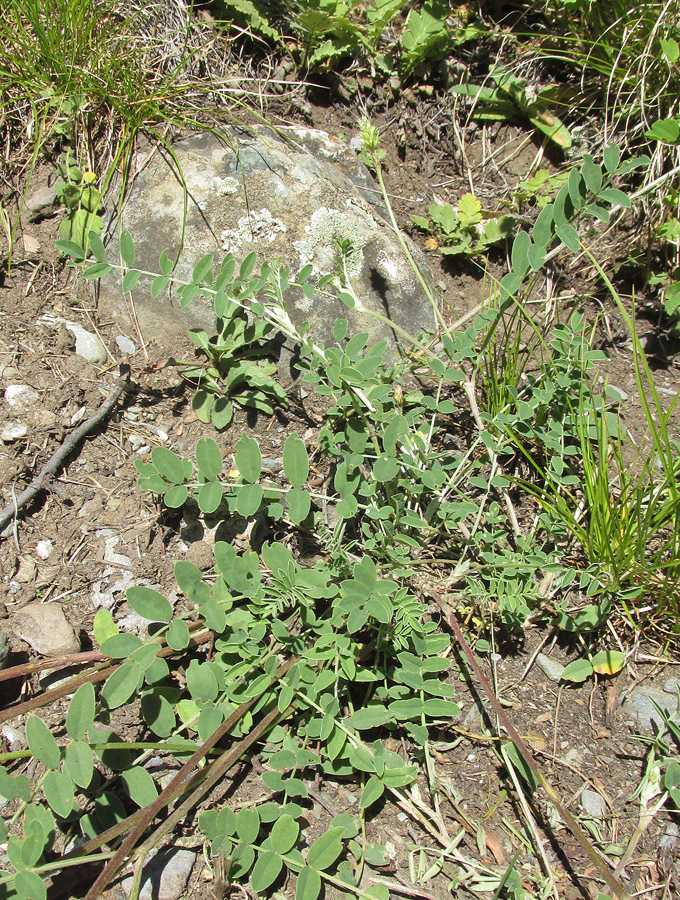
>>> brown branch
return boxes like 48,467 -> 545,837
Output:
430,590 -> 634,900
0,366 -> 131,534
0,651 -> 106,683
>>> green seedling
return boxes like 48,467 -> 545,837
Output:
54,151 -> 103,253
413,193 -> 514,257
451,65 -> 572,149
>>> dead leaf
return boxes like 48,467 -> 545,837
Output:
483,828 -> 506,865
424,236 -> 439,251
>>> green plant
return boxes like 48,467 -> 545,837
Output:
413,194 -> 514,257
53,151 -> 103,252
451,65 -> 572,150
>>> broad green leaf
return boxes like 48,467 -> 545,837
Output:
236,483 -> 263,517
15,870 -> 47,900
270,814 -> 299,854
100,633 -> 143,658
65,741 -> 94,788
602,144 -> 621,173
360,776 -> 385,809
373,456 -> 399,481
236,807 -> 260,844
43,770 -> 75,818
126,585 -> 173,623
119,230 -> 135,267
423,698 -> 461,718
122,268 -> 142,293
306,826 -> 345,870
141,692 -> 176,738
26,716 -> 60,769
235,433 -> 262,483
54,239 -> 85,260
101,660 -> 142,708
159,248 -> 174,275
581,155 -> 602,195
0,765 -> 30,802
645,118 -> 680,144
88,231 -> 106,262
186,660 -> 219,702
164,484 -> 189,508
20,818 -> 46,866
122,766 -> 159,807
239,251 -> 257,280
151,274 -> 170,297
560,658 -> 593,683
151,447 -> 188,485
174,560 -> 205,600
511,229 -> 531,277
296,866 -> 321,900
93,608 -> 118,647
198,481 -> 223,514
66,682 -> 96,741
166,618 -> 191,651
196,437 -> 223,479
251,850 -> 284,892
83,262 -> 113,280
287,488 -> 311,525
591,650 -> 626,676
211,397 -> 233,429
192,253 -> 214,284
555,222 -> 580,252
283,433 -> 309,488
192,389 -> 213,423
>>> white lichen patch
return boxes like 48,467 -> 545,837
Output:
210,175 -> 240,196
221,208 -> 287,253
293,203 -> 377,282
376,249 -> 416,289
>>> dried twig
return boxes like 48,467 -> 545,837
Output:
0,365 -> 131,534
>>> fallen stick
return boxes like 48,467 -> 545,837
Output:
0,365 -> 131,534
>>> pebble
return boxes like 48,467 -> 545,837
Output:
536,652 -> 565,683
25,185 -> 57,219
1,423 -> 28,442
65,324 -> 107,364
5,385 -> 39,408
622,685 -> 679,734
663,677 -> 680,695
14,557 -> 37,583
35,540 -> 54,560
117,849 -> 196,900
116,335 -> 137,356
13,602 -> 81,657
1,724 -> 25,751
581,787 -> 607,818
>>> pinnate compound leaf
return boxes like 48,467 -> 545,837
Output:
251,850 -> 284,893
296,866 -> 321,900
66,682 -> 96,741
283,433 -> 309,488
306,826 -> 345,870
126,585 -> 173,622
26,716 -> 60,769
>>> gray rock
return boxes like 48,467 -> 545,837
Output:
65,324 -> 107,364
116,335 -> 137,356
1,423 -> 28,442
118,848 -> 196,900
13,602 -> 81,658
99,126 -> 437,353
25,185 -> 57,220
663,677 -> 680,695
4,385 -> 39,409
580,787 -> 606,818
536,652 -> 565,683
0,629 -> 9,670
622,685 -> 680,734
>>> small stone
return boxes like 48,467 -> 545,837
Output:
1,423 -> 28,442
4,384 -> 39,409
9,581 -> 21,595
116,335 -> 137,356
663,677 -> 680,695
117,848 -> 196,900
54,325 -> 76,353
13,602 -> 81,658
1,724 -> 25,750
536,652 -> 565,683
25,185 -> 57,220
36,540 -> 54,560
15,557 -> 37,583
22,234 -> 40,257
128,433 -> 145,451
623,685 -> 679,734
65,324 -> 107,364
581,787 -> 606,818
